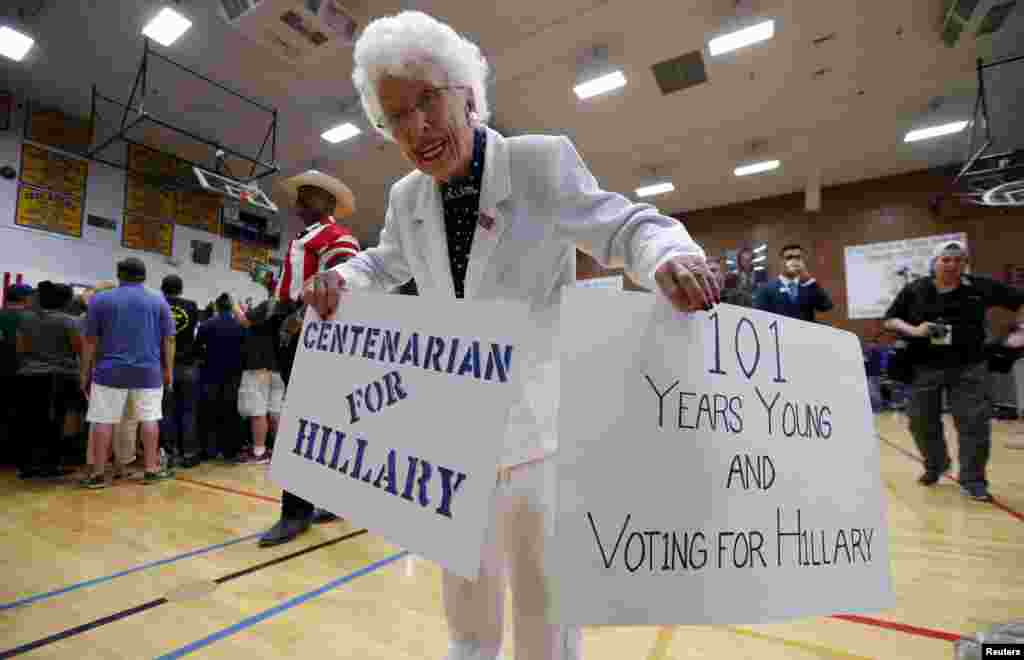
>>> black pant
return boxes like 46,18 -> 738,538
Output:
15,373 -> 73,473
160,364 -> 200,458
199,376 -> 243,459
908,362 -> 992,485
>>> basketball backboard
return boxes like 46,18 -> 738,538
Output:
194,166 -> 278,213
949,54 -> 1024,208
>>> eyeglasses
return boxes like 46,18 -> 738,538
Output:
376,85 -> 465,134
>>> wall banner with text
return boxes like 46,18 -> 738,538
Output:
270,293 -> 528,580
549,289 -> 893,625
844,233 -> 968,320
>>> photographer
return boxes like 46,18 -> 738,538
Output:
884,241 -> 1024,501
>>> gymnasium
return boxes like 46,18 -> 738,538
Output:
1,1 -> 1022,658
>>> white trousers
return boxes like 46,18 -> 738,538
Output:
442,459 -> 581,660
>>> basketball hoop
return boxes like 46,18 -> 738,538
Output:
193,166 -> 278,213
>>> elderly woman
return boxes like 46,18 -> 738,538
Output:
305,11 -> 718,660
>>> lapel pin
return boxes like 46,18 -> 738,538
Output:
478,212 -> 495,231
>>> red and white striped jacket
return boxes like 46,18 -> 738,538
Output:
275,217 -> 360,304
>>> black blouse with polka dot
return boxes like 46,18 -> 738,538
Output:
439,128 -> 487,299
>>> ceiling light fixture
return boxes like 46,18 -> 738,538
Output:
321,122 -> 361,144
635,181 -> 675,198
734,159 -> 780,176
574,45 -> 626,100
142,7 -> 193,47
0,26 -> 35,62
709,19 -> 775,56
574,70 -> 627,100
753,243 -> 767,253
903,120 -> 969,143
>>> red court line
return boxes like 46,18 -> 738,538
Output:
175,476 -> 281,504
877,433 -> 1024,523
830,614 -> 962,643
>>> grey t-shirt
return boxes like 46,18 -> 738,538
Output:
18,311 -> 79,376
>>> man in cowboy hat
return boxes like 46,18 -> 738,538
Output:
256,170 -> 361,547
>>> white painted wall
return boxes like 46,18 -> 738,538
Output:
0,104 -> 277,308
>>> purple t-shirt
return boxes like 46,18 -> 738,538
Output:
86,284 -> 174,389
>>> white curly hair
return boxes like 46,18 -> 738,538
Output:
352,11 -> 491,140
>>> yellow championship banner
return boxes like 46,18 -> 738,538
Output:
15,184 -> 84,237
122,213 -> 174,257
175,188 -> 222,234
230,240 -> 271,273
26,106 -> 93,154
125,174 -> 176,220
128,143 -> 191,181
19,143 -> 89,199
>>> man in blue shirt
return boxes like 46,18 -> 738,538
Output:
194,293 -> 246,461
754,244 -> 834,322
80,258 -> 176,488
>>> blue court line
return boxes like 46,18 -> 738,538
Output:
154,550 -> 409,659
0,531 -> 263,611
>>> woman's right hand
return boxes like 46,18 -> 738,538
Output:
303,270 -> 347,320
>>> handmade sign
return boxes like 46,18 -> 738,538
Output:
549,288 -> 894,625
271,292 -> 527,580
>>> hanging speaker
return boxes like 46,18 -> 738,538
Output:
191,240 -> 213,265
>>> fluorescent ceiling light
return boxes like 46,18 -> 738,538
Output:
752,255 -> 766,263
709,20 -> 775,56
754,265 -> 766,271
321,122 -> 361,143
0,26 -> 35,62
753,243 -> 767,253
142,7 -> 192,47
635,181 -> 674,197
574,70 -> 627,100
734,160 -> 780,176
903,120 -> 969,143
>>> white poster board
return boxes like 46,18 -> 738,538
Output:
270,293 -> 527,580
550,289 -> 894,625
844,233 -> 968,319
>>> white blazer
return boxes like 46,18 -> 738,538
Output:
334,127 -> 704,468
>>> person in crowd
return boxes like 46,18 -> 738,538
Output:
79,258 -> 175,488
234,291 -> 285,465
884,240 -> 1024,501
722,246 -> 764,308
78,280 -> 140,480
13,281 -> 80,478
0,284 -> 38,450
303,11 -> 717,659
708,256 -> 747,306
257,171 -> 360,548
159,275 -> 201,468
194,293 -> 246,461
754,244 -> 834,322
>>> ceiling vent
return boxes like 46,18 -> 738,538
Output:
217,0 -> 359,66
650,50 -> 707,96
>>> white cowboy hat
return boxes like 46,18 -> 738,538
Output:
277,170 -> 356,218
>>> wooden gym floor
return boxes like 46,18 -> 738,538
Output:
1,410 -> 1022,659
